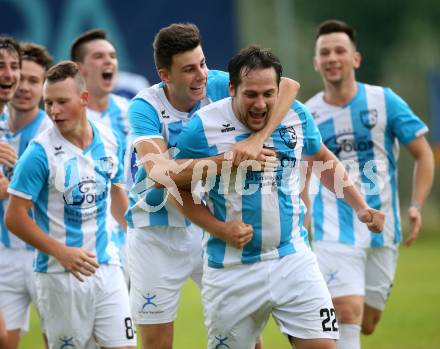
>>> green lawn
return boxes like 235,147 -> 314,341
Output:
19,230 -> 440,349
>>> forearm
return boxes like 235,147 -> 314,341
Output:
411,153 -> 435,207
169,188 -> 227,239
111,184 -> 128,231
314,150 -> 368,212
5,212 -> 63,256
145,153 -> 226,188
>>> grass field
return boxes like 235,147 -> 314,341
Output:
18,229 -> 440,349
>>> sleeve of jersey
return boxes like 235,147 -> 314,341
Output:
385,88 -> 429,145
128,98 -> 163,145
8,142 -> 49,202
206,70 -> 230,102
175,115 -> 214,159
296,102 -> 322,156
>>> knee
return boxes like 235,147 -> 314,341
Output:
361,309 -> 381,335
361,319 -> 378,335
336,303 -> 363,324
0,331 -> 7,349
141,333 -> 172,349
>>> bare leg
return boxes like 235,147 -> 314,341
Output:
361,303 -> 382,335
137,322 -> 173,349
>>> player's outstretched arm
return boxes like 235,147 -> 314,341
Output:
136,138 -> 278,190
5,195 -> 99,282
232,78 -> 300,165
306,145 -> 385,233
404,135 -> 434,246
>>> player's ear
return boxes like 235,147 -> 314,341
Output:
313,56 -> 319,72
228,81 -> 236,97
77,62 -> 86,76
158,68 -> 170,84
353,51 -> 361,69
80,90 -> 89,106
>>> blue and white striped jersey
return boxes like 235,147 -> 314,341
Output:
86,93 -> 129,151
306,83 -> 428,248
176,98 -> 322,268
8,121 -> 124,273
126,69 -> 229,228
1,109 -> 51,249
87,93 -> 129,252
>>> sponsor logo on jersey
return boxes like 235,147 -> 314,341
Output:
59,336 -> 75,348
160,109 -> 170,119
214,335 -> 230,348
54,145 -> 65,156
63,178 -> 107,207
324,132 -> 373,157
221,123 -> 235,133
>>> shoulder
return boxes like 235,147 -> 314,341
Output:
207,69 -> 229,81
91,121 -> 119,148
32,126 -> 56,146
133,83 -> 162,105
304,91 -> 324,109
110,93 -> 129,110
197,97 -> 232,121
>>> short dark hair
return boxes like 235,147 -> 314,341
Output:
228,45 -> 282,89
70,28 -> 108,62
0,35 -> 21,66
45,61 -> 86,91
153,23 -> 201,70
316,20 -> 357,46
20,42 -> 53,71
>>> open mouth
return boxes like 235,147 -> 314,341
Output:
102,71 -> 113,81
0,82 -> 13,91
249,111 -> 266,119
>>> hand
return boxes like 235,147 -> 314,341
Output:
54,246 -> 99,282
405,206 -> 422,247
357,207 -> 385,233
0,172 -> 9,199
221,220 -> 253,249
231,134 -> 265,166
0,142 -> 17,167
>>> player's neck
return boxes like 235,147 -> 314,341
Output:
0,102 -> 5,115
323,79 -> 358,107
7,107 -> 39,132
87,93 -> 109,113
164,85 -> 196,113
62,116 -> 93,150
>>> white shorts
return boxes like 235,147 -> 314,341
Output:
128,224 -> 203,325
0,248 -> 40,333
36,264 -> 136,348
313,241 -> 399,310
203,248 -> 338,349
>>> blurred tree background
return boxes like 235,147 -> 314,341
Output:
237,0 -> 439,221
